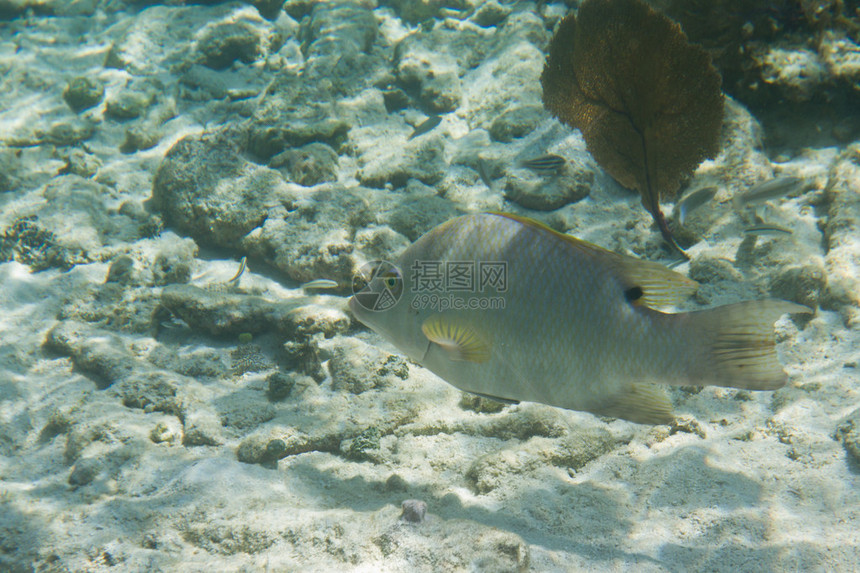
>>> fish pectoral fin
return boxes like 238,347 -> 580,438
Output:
591,383 -> 674,425
614,256 -> 698,309
421,314 -> 491,363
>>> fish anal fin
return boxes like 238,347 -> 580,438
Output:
591,382 -> 674,425
422,315 -> 491,363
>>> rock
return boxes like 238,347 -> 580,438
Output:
44,321 -> 137,389
460,393 -> 507,414
236,434 -> 290,465
182,405 -> 224,447
159,285 -> 297,337
399,499 -> 427,523
269,142 -> 338,186
328,338 -> 406,394
466,426 -> 615,494
41,119 -> 95,146
150,240 -> 196,286
353,124 -> 448,188
821,144 -> 860,325
756,46 -> 823,103
769,263 -> 826,309
463,38 -> 546,136
503,162 -> 592,211
150,419 -> 182,444
252,0 -> 285,20
58,148 -> 101,178
62,76 -> 104,112
380,184 -> 461,241
241,184 -> 394,285
112,372 -> 181,415
834,408 -> 860,463
266,372 -> 295,401
103,5 -> 200,75
105,90 -> 152,120
68,457 -> 101,486
395,34 -> 462,113
472,0 -> 511,27
489,105 -> 545,142
197,21 -> 262,70
670,415 -> 707,439
230,343 -> 272,375
689,256 -> 744,284
301,1 -> 377,59
121,122 -> 162,153
0,215 -> 84,271
147,345 -> 227,379
248,77 -> 351,158
151,130 -> 275,246
105,255 -> 137,285
282,304 -> 351,339
343,426 -> 381,461
218,391 -> 277,429
384,0 -> 468,24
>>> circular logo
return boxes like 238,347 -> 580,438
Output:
351,260 -> 403,312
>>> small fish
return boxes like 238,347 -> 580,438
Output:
676,186 -> 717,225
477,157 -> 495,191
519,154 -> 566,174
349,213 -> 810,424
408,115 -> 442,140
743,224 -> 793,236
301,279 -> 339,290
227,257 -> 247,285
733,177 -> 805,207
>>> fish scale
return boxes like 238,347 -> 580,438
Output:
350,213 -> 810,424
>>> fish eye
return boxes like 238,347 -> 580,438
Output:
384,276 -> 398,288
624,286 -> 644,303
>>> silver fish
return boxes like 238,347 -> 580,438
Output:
676,186 -> 717,225
734,177 -> 805,207
301,279 -> 339,290
743,224 -> 793,236
408,115 -> 442,140
519,154 -> 566,174
349,213 -> 810,424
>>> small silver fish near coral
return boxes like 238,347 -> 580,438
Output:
743,223 -> 793,236
733,177 -> 805,207
675,185 -> 717,225
349,213 -> 811,424
408,115 -> 442,140
301,279 -> 339,291
519,153 -> 566,174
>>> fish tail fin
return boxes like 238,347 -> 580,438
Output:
685,300 -> 811,390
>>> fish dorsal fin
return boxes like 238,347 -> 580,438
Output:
610,255 -> 698,309
490,212 -> 697,309
422,314 -> 491,363
592,382 -> 674,425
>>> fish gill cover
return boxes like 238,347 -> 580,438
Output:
540,0 -> 724,255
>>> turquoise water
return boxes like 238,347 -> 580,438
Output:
0,1 -> 858,571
